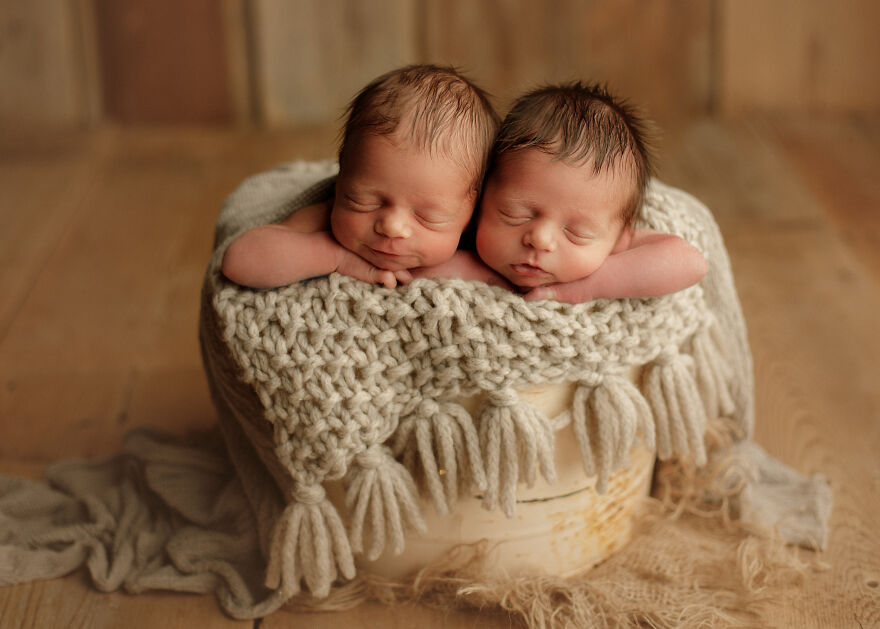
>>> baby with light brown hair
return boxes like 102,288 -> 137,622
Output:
222,64 -> 500,289
447,82 -> 707,303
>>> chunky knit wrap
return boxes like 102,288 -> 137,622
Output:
199,160 -> 753,599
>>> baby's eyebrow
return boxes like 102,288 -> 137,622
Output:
344,182 -> 380,195
499,197 -> 537,213
417,193 -> 472,212
416,203 -> 453,214
343,190 -> 370,199
567,220 -> 597,235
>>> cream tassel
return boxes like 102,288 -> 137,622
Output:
572,374 -> 654,493
691,319 -> 736,419
392,399 -> 486,516
264,482 -> 354,599
644,346 -> 708,465
344,444 -> 425,561
478,388 -> 556,518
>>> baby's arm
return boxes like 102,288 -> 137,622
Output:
524,228 -> 707,303
221,201 -> 397,288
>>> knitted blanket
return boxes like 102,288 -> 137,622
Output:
0,161 -> 832,624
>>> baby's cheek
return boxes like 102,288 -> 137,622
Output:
330,209 -> 356,242
474,228 -> 490,260
438,234 -> 462,263
332,225 -> 356,252
418,232 -> 460,267
475,228 -> 503,270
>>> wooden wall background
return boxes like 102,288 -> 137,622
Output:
1,0 -> 879,129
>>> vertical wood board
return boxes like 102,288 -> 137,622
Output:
0,2 -> 93,125
252,0 -> 420,125
422,0 -> 713,121
93,0 -> 234,123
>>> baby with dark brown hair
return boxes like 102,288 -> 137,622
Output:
445,82 -> 707,303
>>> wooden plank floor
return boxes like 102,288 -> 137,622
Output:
0,118 -> 878,628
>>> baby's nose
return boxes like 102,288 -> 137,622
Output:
375,208 -> 412,239
524,224 -> 556,252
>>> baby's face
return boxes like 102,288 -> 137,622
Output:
331,132 -> 476,272
475,148 -> 632,288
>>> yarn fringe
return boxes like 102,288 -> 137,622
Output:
643,347 -> 708,466
344,445 -> 426,561
392,400 -> 486,516
478,389 -> 556,517
690,318 -> 736,420
264,482 -> 355,599
571,375 -> 655,494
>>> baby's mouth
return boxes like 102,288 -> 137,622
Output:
511,263 -> 550,278
367,245 -> 406,261
371,248 -> 402,257
365,246 -> 414,270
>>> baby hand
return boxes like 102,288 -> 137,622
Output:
336,250 -> 398,288
394,269 -> 414,285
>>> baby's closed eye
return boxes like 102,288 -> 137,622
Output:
345,195 -> 381,211
416,209 -> 455,226
499,208 -> 531,224
564,227 -> 594,244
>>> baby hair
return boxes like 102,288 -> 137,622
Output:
339,64 -> 500,189
492,82 -> 655,226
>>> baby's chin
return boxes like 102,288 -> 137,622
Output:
362,250 -> 420,272
510,277 -> 554,292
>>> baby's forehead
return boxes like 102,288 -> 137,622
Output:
360,130 -> 480,183
396,125 -> 480,162
497,147 -> 636,183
